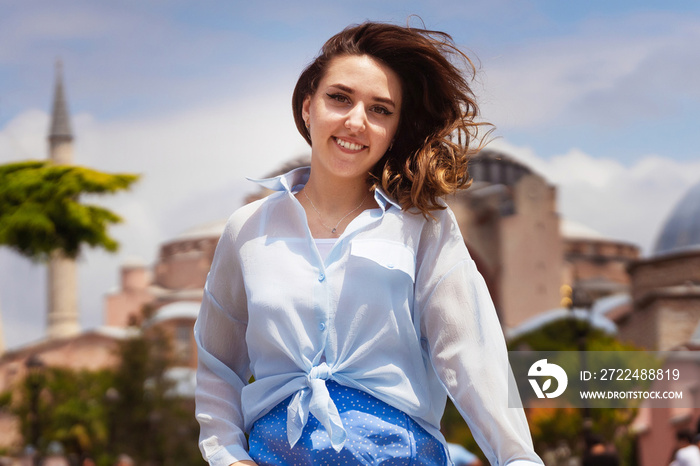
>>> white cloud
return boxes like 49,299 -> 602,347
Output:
479,13 -> 700,129
489,139 -> 700,254
73,89 -> 309,229
0,109 -> 49,160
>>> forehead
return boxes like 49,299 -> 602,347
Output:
319,54 -> 402,100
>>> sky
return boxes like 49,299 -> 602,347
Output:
1,0 -> 699,350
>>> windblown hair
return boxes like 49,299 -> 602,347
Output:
292,21 -> 491,217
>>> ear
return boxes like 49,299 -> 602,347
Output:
302,95 -> 311,126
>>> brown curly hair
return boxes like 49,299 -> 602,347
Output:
292,21 -> 491,217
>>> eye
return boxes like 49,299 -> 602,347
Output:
326,93 -> 349,104
371,106 -> 393,116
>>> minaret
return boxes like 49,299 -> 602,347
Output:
46,60 -> 80,339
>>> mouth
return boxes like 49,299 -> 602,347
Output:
334,137 -> 367,151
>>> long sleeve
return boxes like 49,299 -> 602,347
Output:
416,210 -> 543,466
192,167 -> 542,464
194,217 -> 253,465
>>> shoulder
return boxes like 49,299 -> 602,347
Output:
397,202 -> 472,275
412,203 -> 466,253
221,192 -> 285,243
391,200 -> 460,233
677,445 -> 700,460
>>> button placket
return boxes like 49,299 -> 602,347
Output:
318,270 -> 328,333
314,263 -> 330,357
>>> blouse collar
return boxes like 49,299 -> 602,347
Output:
248,166 -> 402,212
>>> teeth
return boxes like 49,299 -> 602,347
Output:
336,138 -> 365,151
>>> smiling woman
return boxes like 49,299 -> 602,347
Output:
299,54 -> 402,234
194,22 -> 543,466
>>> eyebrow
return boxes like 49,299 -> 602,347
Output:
329,84 -> 397,108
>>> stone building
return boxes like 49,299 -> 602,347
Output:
103,219 -> 222,330
611,179 -> 700,352
616,178 -> 700,466
452,151 -> 637,329
446,150 -> 564,328
561,220 -> 639,301
620,250 -> 700,351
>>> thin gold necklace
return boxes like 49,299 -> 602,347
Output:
303,189 -> 369,235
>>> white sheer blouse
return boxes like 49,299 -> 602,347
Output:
194,167 -> 543,466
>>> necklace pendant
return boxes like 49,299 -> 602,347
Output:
331,228 -> 337,234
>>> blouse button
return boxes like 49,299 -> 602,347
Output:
318,272 -> 325,282
319,322 -> 326,331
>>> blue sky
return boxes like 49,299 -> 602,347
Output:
1,0 -> 699,349
2,1 -> 699,161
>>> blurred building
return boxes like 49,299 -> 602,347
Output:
561,220 -> 639,301
611,179 -> 700,466
451,150 -> 638,330
446,150 -> 564,328
611,180 -> 700,352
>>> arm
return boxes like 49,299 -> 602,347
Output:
195,219 -> 254,465
415,211 -> 542,465
420,258 -> 542,465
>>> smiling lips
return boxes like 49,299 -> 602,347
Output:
334,137 -> 367,151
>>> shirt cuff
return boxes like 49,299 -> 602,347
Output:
506,460 -> 544,466
207,444 -> 252,466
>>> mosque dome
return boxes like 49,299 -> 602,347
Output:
150,301 -> 200,324
560,219 -> 606,241
654,179 -> 700,255
469,149 -> 534,187
171,219 -> 227,242
154,220 -> 226,290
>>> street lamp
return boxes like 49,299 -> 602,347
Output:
562,285 -> 595,445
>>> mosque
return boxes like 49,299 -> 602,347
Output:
618,182 -> 700,466
1,66 -> 699,465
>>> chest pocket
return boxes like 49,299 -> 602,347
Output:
350,239 -> 416,283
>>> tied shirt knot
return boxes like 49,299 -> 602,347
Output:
286,362 -> 347,451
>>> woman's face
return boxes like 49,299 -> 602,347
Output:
302,54 -> 402,185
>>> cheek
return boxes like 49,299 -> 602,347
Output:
384,122 -> 400,144
309,101 -> 330,129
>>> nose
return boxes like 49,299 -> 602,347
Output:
344,103 -> 366,133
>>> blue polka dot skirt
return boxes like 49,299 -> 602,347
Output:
249,381 -> 451,465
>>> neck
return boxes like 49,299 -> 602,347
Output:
297,171 -> 375,238
302,172 -> 371,212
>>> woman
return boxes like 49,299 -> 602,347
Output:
194,22 -> 543,466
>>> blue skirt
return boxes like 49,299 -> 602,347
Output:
249,381 -> 451,465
